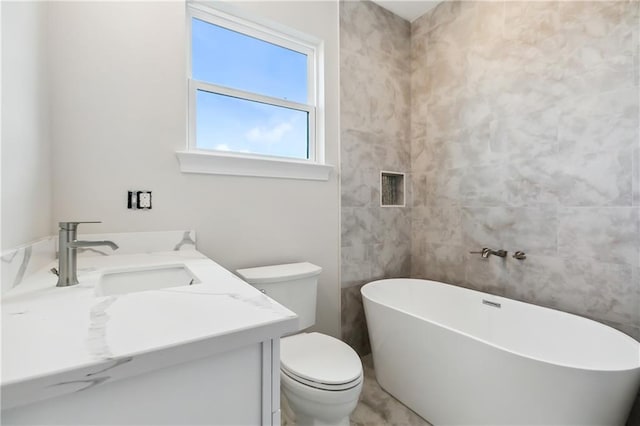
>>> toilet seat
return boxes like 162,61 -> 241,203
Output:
280,333 -> 363,391
282,366 -> 362,391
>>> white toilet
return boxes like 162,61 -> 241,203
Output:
236,262 -> 363,426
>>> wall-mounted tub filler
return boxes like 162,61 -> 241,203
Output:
55,221 -> 118,287
469,248 -> 507,258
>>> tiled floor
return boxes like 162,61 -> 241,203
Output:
282,355 -> 432,426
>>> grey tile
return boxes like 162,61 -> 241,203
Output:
422,243 -> 466,285
503,1 -> 561,46
341,48 -> 410,142
462,206 -> 558,256
342,207 -> 379,248
410,173 -> 428,207
411,137 -> 429,173
458,163 -> 508,206
561,65 -> 636,97
464,252 -> 509,296
558,207 -> 639,266
423,123 -> 502,172
341,129 -> 378,172
504,155 -> 560,207
558,88 -> 638,155
424,166 -> 463,203
560,12 -> 635,78
341,243 -> 371,288
489,107 -> 559,159
372,207 -> 411,245
505,149 -> 633,207
424,51 -> 467,104
341,284 -> 371,357
505,256 -> 638,327
370,241 -> 411,281
472,1 -> 504,44
633,145 -> 640,206
556,149 -> 633,206
341,167 -> 377,208
413,203 -> 462,246
340,0 -> 410,71
424,98 -> 463,141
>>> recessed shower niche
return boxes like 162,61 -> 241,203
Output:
380,171 -> 405,207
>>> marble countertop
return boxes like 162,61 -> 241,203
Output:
1,250 -> 298,410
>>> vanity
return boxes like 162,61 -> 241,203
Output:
1,231 -> 298,425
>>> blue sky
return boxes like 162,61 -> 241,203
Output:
192,18 -> 309,159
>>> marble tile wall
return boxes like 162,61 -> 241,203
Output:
411,2 -> 640,422
411,0 -> 639,339
341,1 -> 639,412
340,0 -> 411,356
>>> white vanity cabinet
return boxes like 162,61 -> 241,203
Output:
1,247 -> 296,426
2,339 -> 281,425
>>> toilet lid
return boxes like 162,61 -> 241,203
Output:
280,333 -> 362,387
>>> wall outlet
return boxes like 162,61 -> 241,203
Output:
128,191 -> 152,210
138,191 -> 152,209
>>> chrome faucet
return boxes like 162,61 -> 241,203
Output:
470,248 -> 508,258
55,221 -> 119,287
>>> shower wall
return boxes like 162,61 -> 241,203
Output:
340,0 -> 411,355
411,0 -> 639,342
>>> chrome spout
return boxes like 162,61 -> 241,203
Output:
68,240 -> 119,251
485,248 -> 507,258
470,248 -> 507,258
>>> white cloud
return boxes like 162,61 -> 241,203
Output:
245,122 -> 293,144
215,144 -> 230,151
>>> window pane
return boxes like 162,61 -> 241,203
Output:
195,90 -> 309,160
192,18 -> 308,104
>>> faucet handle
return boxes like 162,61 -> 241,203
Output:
469,248 -> 489,254
58,221 -> 101,231
513,251 -> 527,260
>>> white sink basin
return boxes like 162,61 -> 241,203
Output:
96,265 -> 199,296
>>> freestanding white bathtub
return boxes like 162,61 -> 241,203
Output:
361,278 -> 640,426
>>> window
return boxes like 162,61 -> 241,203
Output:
178,2 -> 332,180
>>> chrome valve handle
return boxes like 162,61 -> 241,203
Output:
512,251 -> 527,260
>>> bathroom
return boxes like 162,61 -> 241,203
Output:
1,0 -> 639,425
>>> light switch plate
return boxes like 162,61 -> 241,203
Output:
127,190 -> 152,210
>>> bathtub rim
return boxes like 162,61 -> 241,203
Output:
361,278 -> 640,373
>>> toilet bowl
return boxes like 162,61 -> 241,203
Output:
280,332 -> 362,426
236,263 -> 363,426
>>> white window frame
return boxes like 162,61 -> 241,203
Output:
178,1 -> 332,181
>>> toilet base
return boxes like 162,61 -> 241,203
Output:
295,412 -> 350,426
280,371 -> 362,426
282,392 -> 352,426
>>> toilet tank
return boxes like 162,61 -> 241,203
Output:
236,262 -> 322,331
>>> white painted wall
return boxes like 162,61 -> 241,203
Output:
1,1 -> 52,250
47,1 -> 341,337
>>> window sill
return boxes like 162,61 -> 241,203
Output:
176,150 -> 333,181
